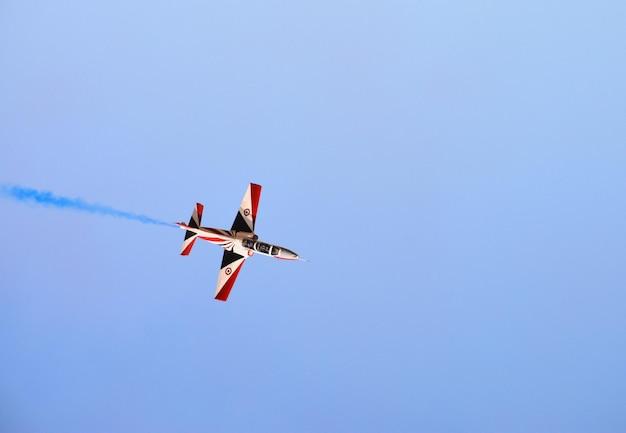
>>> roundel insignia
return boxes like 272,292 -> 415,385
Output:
243,208 -> 251,216
225,267 -> 232,275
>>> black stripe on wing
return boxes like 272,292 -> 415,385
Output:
231,211 -> 252,232
221,250 -> 244,268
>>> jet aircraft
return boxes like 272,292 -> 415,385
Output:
177,183 -> 300,301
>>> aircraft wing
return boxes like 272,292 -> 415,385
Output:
231,183 -> 262,233
214,250 -> 247,301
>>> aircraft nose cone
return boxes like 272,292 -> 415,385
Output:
281,248 -> 299,260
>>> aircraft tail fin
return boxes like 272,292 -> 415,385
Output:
180,203 -> 204,255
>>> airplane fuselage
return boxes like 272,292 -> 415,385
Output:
177,223 -> 299,260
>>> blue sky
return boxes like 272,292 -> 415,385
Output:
1,1 -> 625,432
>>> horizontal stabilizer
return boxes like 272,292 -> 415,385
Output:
180,203 -> 204,255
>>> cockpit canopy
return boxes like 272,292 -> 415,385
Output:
242,238 -> 281,255
255,242 -> 272,254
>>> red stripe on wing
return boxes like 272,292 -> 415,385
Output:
250,183 -> 262,223
215,262 -> 245,302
